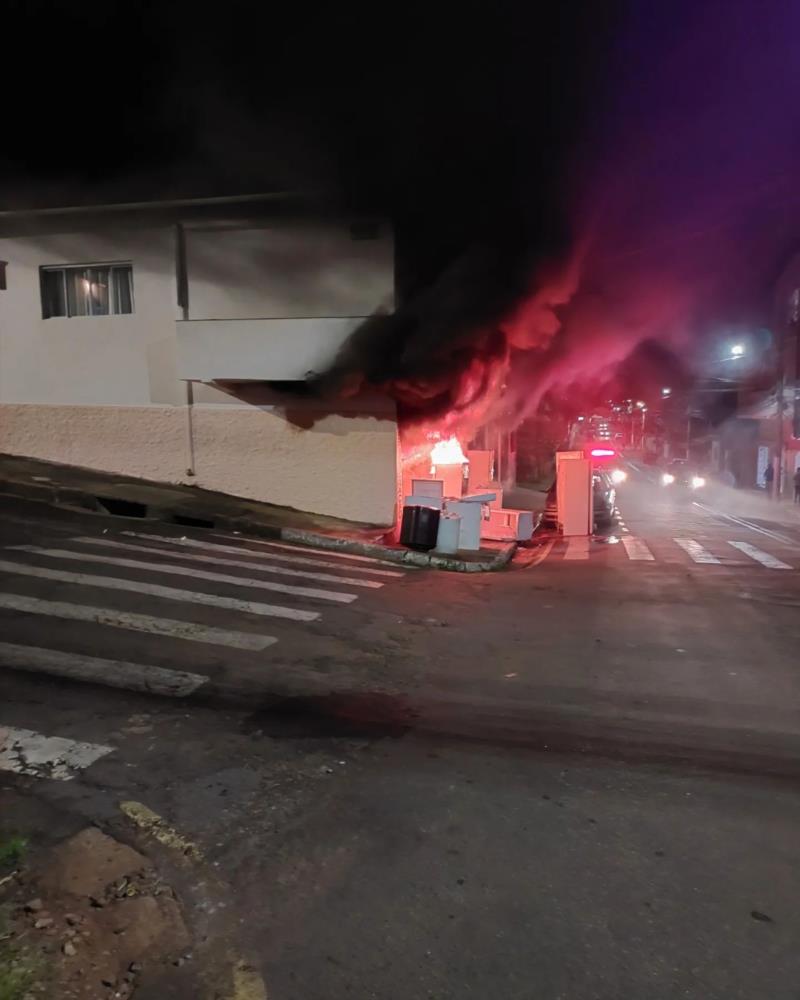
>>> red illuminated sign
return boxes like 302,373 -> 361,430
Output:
589,447 -> 616,458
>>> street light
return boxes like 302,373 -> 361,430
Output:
730,343 -> 745,358
661,387 -> 672,397
636,404 -> 648,448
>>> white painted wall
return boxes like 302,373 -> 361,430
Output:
0,402 -> 398,525
0,220 -> 393,402
0,228 -> 181,406
186,222 -> 394,319
0,215 -> 398,525
176,317 -> 365,380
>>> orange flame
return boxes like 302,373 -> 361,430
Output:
430,436 -> 468,465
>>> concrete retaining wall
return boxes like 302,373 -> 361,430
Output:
0,402 -> 398,525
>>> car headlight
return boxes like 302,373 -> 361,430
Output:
662,473 -> 675,485
610,469 -> 627,484
691,476 -> 706,489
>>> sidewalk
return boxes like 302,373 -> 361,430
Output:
0,454 -> 515,572
700,479 -> 800,528
626,455 -> 800,529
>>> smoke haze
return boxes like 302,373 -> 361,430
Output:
6,0 -> 800,438
316,0 -> 800,435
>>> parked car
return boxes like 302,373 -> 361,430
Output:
593,471 -> 617,528
541,473 -> 617,530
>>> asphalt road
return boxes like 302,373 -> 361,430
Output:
3,472 -> 800,999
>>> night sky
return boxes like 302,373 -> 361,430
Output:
2,2 -> 615,260
5,0 -> 800,424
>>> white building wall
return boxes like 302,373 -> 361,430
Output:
185,223 -> 394,319
0,218 -> 398,525
175,317 -> 368,381
0,228 -> 181,406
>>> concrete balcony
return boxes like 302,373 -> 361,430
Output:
175,317 -> 365,382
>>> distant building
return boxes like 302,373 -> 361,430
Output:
708,413 -> 760,487
725,254 -> 800,492
0,195 -> 398,525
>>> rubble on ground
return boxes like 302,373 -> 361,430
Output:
2,827 -> 191,1000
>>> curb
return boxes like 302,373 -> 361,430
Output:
0,477 -> 103,513
280,527 -> 516,572
0,477 -> 516,572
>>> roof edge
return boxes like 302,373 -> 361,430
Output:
0,191 -> 309,220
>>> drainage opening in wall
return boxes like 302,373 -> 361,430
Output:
95,497 -> 149,518
170,514 -> 216,529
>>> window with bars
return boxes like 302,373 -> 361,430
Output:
40,263 -> 134,318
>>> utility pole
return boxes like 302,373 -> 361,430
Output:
776,315 -> 787,499
686,413 -> 692,462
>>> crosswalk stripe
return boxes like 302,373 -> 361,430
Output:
9,547 -> 358,605
728,541 -> 793,570
0,641 -> 208,698
673,538 -> 721,564
226,537 -> 398,567
621,536 -> 655,561
0,593 -> 277,650
0,559 -> 320,622
72,537 -> 384,589
0,724 -> 113,781
564,537 -> 590,560
122,532 -> 406,577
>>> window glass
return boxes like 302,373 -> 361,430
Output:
40,263 -> 133,317
66,267 -> 110,316
111,266 -> 134,314
41,269 -> 66,319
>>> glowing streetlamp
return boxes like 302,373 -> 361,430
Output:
730,343 -> 745,358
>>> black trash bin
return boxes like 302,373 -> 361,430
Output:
400,504 -> 440,551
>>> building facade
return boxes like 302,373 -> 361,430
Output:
0,196 -> 398,525
724,252 -> 800,493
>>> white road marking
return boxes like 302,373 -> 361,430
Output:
0,593 -> 277,651
0,725 -> 113,781
564,537 -> 590,560
230,537 -> 398,566
728,541 -> 793,570
674,538 -> 721,564
692,502 -> 799,547
0,559 -> 319,622
73,537 -> 384,588
9,547 -> 358,605
0,642 -> 208,698
122,531 -> 406,577
621,536 -> 655,561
